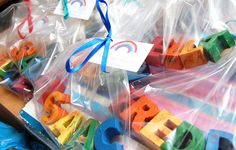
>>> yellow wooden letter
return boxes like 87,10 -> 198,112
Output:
49,111 -> 84,145
140,109 -> 182,149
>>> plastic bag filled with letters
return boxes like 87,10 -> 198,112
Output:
5,2 -> 66,83
0,45 -> 34,101
31,0 -> 162,148
0,1 -> 94,101
30,36 -> 130,149
121,0 -> 236,73
108,0 -> 236,80
115,45 -> 236,150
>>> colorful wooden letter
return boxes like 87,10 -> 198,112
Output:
199,30 -> 235,62
19,41 -> 37,56
10,47 -> 25,61
39,79 -> 66,104
77,119 -> 99,149
140,109 -> 182,149
119,96 -> 160,133
0,53 -> 10,66
23,56 -> 48,81
0,59 -> 13,79
18,55 -> 36,73
146,36 -> 165,67
2,67 -> 19,84
179,40 -> 208,68
66,119 -> 100,150
161,121 -> 205,150
94,117 -> 124,150
49,111 -> 84,145
11,41 -> 37,61
164,40 -> 184,70
205,129 -> 235,150
41,91 -> 71,124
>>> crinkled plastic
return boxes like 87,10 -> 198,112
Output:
26,1 -> 137,148
0,44 -> 34,101
109,0 -> 163,41
106,0 -> 236,150
0,1 -> 96,101
121,46 -> 236,149
30,0 -> 103,40
12,0 -> 236,149
108,0 -> 236,85
0,2 -> 53,101
5,1 -> 103,82
30,32 -> 130,148
5,2 -> 64,83
109,0 -> 236,73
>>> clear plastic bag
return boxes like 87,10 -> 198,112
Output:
29,0 -> 134,147
109,0 -> 164,41
107,0 -> 236,149
31,42 -> 130,149
5,3 -> 59,83
143,0 -> 236,73
28,0 -> 164,148
0,2 -> 65,101
24,0 -> 236,149
120,46 -> 236,149
2,1 -> 98,96
112,0 -> 236,148
0,44 -> 34,101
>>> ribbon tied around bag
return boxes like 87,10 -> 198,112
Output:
66,0 -> 112,73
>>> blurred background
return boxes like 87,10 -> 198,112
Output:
0,0 -> 21,12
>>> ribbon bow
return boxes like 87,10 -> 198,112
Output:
66,0 -> 112,73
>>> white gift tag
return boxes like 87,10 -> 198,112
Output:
89,40 -> 153,72
54,0 -> 96,20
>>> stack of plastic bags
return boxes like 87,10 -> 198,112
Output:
1,0 -> 236,149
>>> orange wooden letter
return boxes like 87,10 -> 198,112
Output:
164,40 -> 184,70
179,40 -> 208,69
10,41 -> 37,61
119,96 -> 160,133
41,91 -> 71,124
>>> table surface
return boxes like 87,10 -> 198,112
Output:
0,0 -> 7,5
0,86 -> 25,119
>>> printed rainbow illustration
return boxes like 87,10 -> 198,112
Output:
68,0 -> 86,6
110,40 -> 138,53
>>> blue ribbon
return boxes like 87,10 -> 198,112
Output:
62,0 -> 69,19
66,0 -> 112,73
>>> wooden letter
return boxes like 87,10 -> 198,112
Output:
179,40 -> 208,69
41,91 -> 71,124
140,109 -> 182,149
49,111 -> 84,145
119,96 -> 160,133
